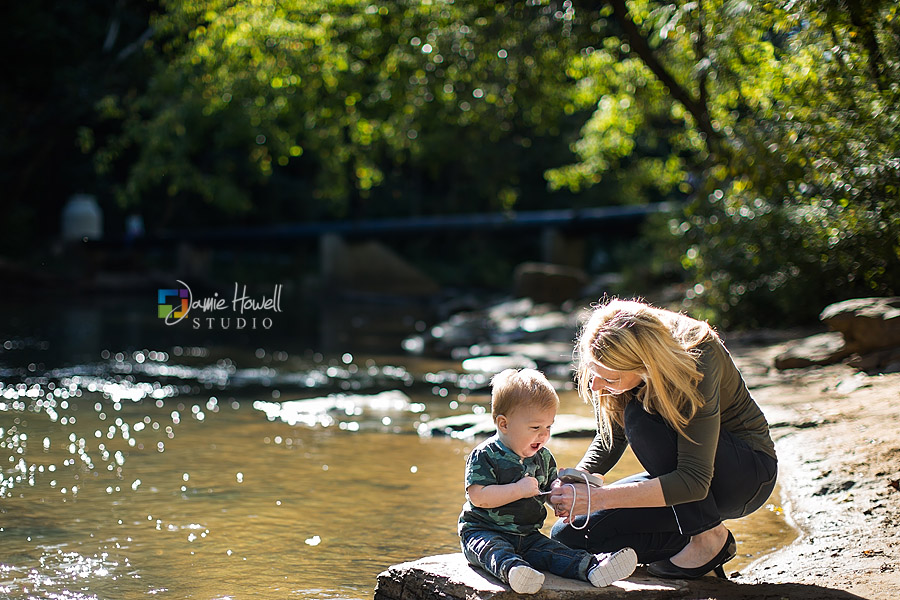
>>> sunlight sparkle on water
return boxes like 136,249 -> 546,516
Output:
0,302 -> 799,600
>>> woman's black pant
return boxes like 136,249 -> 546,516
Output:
551,399 -> 777,563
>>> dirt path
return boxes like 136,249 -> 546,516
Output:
726,333 -> 900,599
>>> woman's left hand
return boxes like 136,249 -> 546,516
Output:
549,482 -> 592,522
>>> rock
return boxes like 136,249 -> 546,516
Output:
819,297 -> 900,354
513,263 -> 588,305
813,480 -> 856,496
418,413 -> 496,438
420,413 -> 597,439
252,390 -> 413,428
833,373 -> 872,394
402,297 -> 580,358
544,413 -> 599,438
774,332 -> 850,370
461,355 -> 538,374
374,553 -> 867,600
519,311 -> 576,335
320,234 -> 440,295
488,297 -> 540,323
775,297 -> 900,371
373,553 -> 684,600
847,347 -> 900,373
61,193 -> 103,241
450,343 -> 574,365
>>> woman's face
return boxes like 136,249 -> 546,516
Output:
588,360 -> 643,396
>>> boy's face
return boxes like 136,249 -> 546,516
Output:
496,404 -> 556,459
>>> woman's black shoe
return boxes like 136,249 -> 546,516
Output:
647,530 -> 736,579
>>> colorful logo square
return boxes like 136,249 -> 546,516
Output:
158,287 -> 190,321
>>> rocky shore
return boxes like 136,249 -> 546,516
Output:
733,336 -> 900,599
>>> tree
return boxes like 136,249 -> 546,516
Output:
550,0 -> 900,325
97,0 -> 613,225
50,0 -> 899,324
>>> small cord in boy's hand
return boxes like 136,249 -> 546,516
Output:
516,475 -> 541,498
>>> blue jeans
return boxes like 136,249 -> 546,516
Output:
461,528 -> 596,583
551,399 -> 777,563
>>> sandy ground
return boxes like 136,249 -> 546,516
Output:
725,332 -> 900,599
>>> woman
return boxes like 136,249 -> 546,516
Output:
548,298 -> 777,579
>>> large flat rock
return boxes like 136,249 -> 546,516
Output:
374,553 -> 679,599
374,553 -> 866,600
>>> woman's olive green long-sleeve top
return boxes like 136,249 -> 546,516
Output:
576,336 -> 777,506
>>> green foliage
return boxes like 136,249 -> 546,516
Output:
545,8 -> 703,200
99,0 -> 598,219
553,0 -> 900,326
8,0 -> 897,328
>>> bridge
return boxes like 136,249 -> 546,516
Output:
135,201 -> 678,244
80,202 -> 680,296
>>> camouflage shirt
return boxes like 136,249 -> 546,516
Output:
458,434 -> 558,536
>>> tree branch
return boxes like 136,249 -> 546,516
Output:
116,27 -> 155,63
696,0 -> 709,115
605,0 -> 718,151
845,1 -> 887,92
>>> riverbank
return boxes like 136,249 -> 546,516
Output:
728,332 -> 900,598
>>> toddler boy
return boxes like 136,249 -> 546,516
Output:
458,368 -> 637,594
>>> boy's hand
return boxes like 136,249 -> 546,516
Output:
516,475 -> 541,498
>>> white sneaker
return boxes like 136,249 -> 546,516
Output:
587,547 -> 638,587
507,565 -> 544,594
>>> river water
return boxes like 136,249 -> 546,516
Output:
0,296 -> 793,599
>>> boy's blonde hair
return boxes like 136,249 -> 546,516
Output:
575,298 -> 717,445
491,368 -> 559,420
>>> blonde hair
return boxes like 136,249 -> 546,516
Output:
491,368 -> 559,421
575,298 -> 717,445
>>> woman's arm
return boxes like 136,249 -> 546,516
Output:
467,476 -> 541,509
549,476 -> 666,518
576,423 -> 628,474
